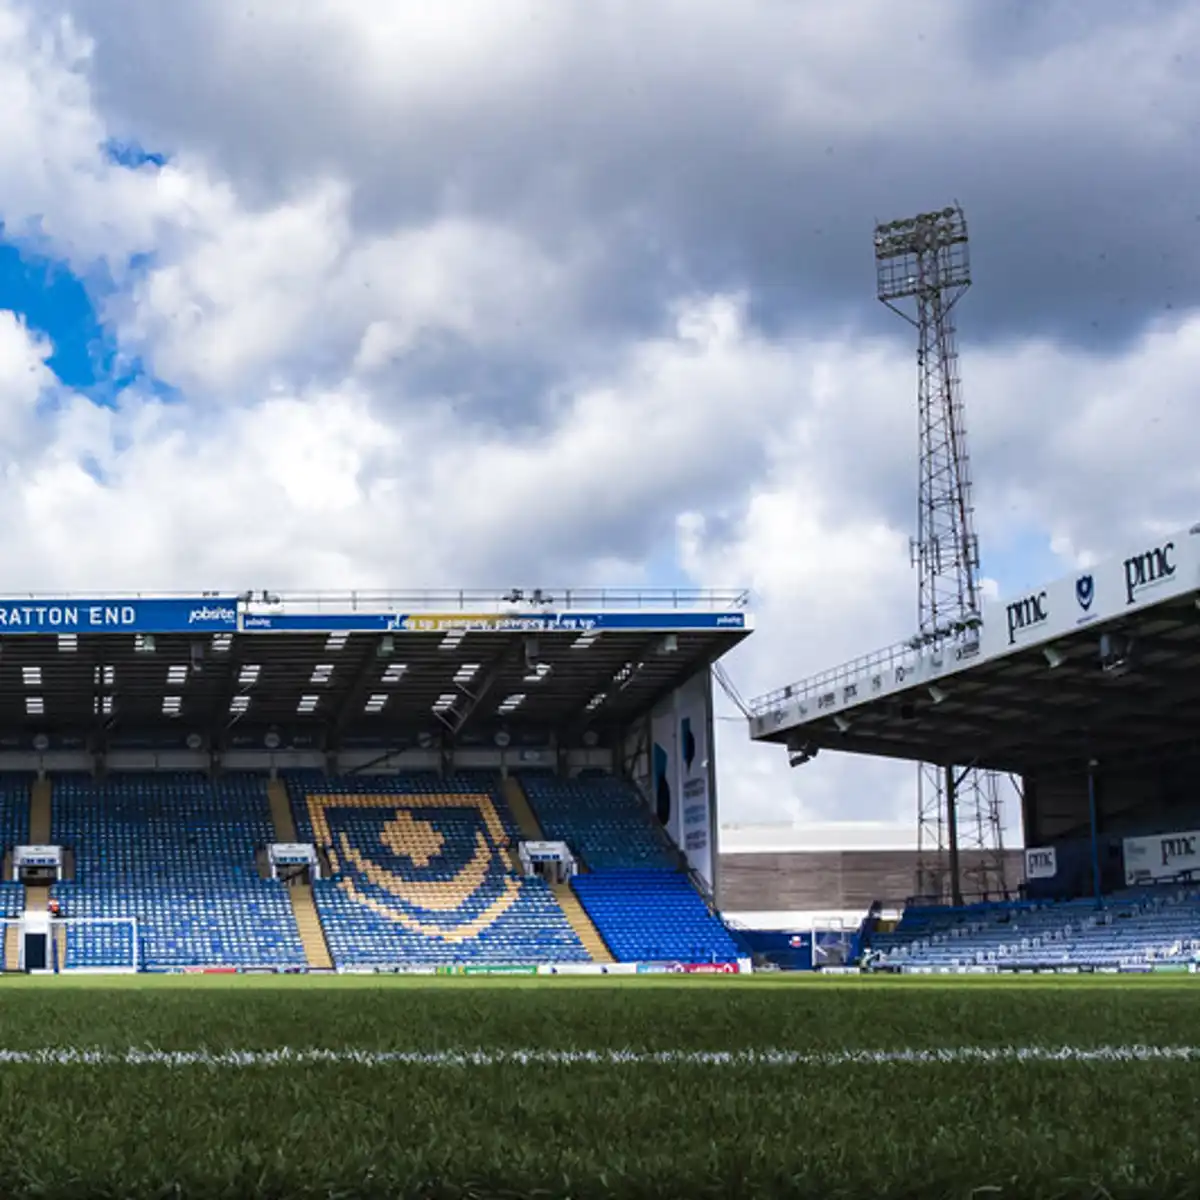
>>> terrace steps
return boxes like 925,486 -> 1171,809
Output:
267,778 -> 331,969
551,880 -> 615,963
502,775 -> 545,842
30,778 -> 51,844
266,779 -> 299,842
504,775 -> 612,962
289,882 -> 333,970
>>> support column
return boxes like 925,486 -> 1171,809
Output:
945,764 -> 963,908
1087,759 -> 1102,907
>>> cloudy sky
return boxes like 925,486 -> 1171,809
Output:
0,1 -> 1197,842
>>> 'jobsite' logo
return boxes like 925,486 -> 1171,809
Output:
187,605 -> 236,625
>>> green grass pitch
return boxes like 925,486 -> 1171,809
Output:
0,973 -> 1196,1198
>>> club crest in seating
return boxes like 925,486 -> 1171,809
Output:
305,793 -> 521,942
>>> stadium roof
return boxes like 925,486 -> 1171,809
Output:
749,525 -> 1200,778
0,589 -> 751,750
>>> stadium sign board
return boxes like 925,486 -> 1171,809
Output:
752,522 -> 1200,733
979,528 -> 1198,658
1123,828 -> 1200,885
1024,846 -> 1057,880
0,597 -> 749,638
240,610 -> 749,634
0,597 -> 238,635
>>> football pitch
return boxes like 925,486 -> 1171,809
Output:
0,975 -> 1196,1199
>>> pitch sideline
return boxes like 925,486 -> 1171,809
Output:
0,1045 -> 1196,1068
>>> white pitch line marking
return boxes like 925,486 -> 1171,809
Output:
0,1045 -> 1195,1067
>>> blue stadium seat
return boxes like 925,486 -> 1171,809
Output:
284,771 -> 591,968
50,772 -> 306,970
571,869 -> 739,963
0,774 -> 32,920
873,887 -> 1200,970
518,771 -> 678,870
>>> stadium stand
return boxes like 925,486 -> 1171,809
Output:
518,770 -> 679,871
49,773 -> 307,970
0,774 -> 30,909
572,869 -> 740,962
500,776 -> 614,962
870,887 -> 1200,970
283,771 -> 592,967
517,771 -> 737,963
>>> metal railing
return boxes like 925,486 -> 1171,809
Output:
748,626 -> 978,717
0,588 -> 751,612
244,588 -> 752,613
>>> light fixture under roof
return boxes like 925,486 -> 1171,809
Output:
167,665 -> 189,686
162,695 -> 182,716
297,695 -> 319,714
612,660 -> 643,690
58,634 -> 77,653
432,693 -> 456,713
497,693 -> 526,714
238,664 -> 261,686
585,691 -> 606,712
211,633 -> 233,653
572,631 -> 599,649
94,665 -> 115,686
325,632 -> 349,652
25,696 -> 43,715
22,666 -> 41,686
135,634 -> 156,653
94,695 -> 113,716
440,631 -> 465,650
381,662 -> 408,684
311,663 -> 334,685
524,662 -> 551,683
453,663 -> 480,684
230,695 -> 251,714
364,693 -> 388,714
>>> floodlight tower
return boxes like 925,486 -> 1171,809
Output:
874,205 -> 1006,902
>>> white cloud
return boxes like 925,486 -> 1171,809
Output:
0,0 -> 1195,855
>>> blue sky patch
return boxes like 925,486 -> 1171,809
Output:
104,139 -> 167,170
0,228 -> 165,405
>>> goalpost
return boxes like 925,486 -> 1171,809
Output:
0,917 -> 140,974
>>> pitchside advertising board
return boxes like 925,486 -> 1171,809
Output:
648,671 -> 716,889
980,525 -> 1200,658
1124,829 -> 1200,885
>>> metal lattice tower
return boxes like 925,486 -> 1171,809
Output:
874,205 -> 1006,902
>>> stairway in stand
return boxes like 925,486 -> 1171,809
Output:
266,778 -> 331,969
550,880 -> 615,963
266,778 -> 299,842
30,778 -> 51,844
1,850 -> 14,970
503,774 -> 614,964
502,775 -> 545,842
289,881 -> 333,970
12,781 -> 57,970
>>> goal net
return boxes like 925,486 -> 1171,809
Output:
0,917 -> 140,973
